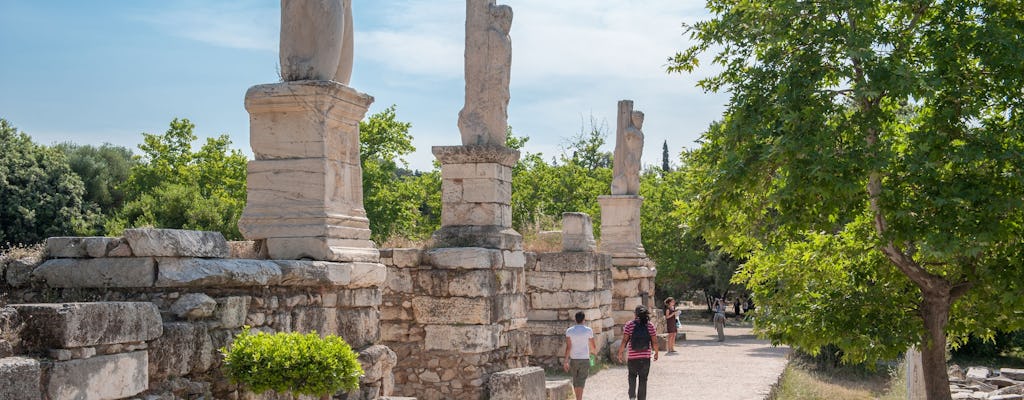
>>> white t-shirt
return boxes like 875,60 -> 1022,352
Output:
565,324 -> 594,360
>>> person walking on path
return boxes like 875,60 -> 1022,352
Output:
663,297 -> 680,353
617,305 -> 658,400
713,298 -> 727,342
564,311 -> 597,400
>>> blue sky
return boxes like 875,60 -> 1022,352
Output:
0,1 -> 725,171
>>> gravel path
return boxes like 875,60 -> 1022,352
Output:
579,322 -> 790,400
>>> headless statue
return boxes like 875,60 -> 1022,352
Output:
611,100 -> 645,196
279,0 -> 354,84
458,0 -> 513,146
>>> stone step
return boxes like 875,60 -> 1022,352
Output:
545,378 -> 573,400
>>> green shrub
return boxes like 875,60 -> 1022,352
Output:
220,328 -> 363,398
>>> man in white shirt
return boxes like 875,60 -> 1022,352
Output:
564,311 -> 597,400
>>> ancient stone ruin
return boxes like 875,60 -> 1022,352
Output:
0,1 -> 661,399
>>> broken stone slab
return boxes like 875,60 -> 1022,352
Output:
990,376 -> 1022,388
546,378 -> 573,400
34,257 -> 156,288
990,395 -> 1024,400
5,256 -> 41,287
968,366 -> 994,381
431,225 -> 523,251
85,237 -> 132,258
124,228 -> 229,258
169,293 -> 217,319
155,258 -> 281,287
44,237 -> 91,258
358,344 -> 397,383
273,260 -> 386,288
47,351 -> 148,400
1004,369 -> 1024,381
489,366 -> 545,400
0,356 -> 41,400
265,236 -> 380,263
148,323 -> 215,380
215,296 -> 249,329
424,324 -> 501,353
562,212 -> 596,252
14,302 -> 161,349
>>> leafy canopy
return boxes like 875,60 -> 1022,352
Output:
671,0 -> 1024,368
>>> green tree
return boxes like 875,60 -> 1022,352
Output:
113,119 -> 248,239
672,1 -> 1024,398
54,142 -> 136,234
359,106 -> 440,243
0,119 -> 88,245
661,140 -> 670,174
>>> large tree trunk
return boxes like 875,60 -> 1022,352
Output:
919,292 -> 953,400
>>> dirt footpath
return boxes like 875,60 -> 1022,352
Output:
580,322 -> 790,400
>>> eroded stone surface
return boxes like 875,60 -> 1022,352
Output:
279,0 -> 353,83
424,325 -> 501,353
48,351 -> 148,400
33,258 -> 155,288
0,357 -> 40,400
155,258 -> 280,287
489,366 -> 545,400
124,229 -> 229,258
458,1 -> 513,146
610,100 -> 644,196
14,302 -> 161,349
562,212 -> 596,252
170,293 -> 217,319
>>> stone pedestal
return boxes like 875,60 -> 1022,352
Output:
238,81 -> 378,262
597,195 -> 644,258
431,145 -> 522,250
598,195 -> 656,338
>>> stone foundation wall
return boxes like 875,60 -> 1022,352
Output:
379,247 -> 529,400
524,251 -> 614,368
610,257 -> 658,339
0,229 -> 394,400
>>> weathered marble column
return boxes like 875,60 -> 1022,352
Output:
600,100 -> 657,337
238,81 -> 378,263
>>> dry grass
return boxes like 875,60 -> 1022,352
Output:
768,356 -> 905,400
0,243 -> 44,261
377,236 -> 431,249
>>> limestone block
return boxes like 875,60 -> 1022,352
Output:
170,293 -> 217,319
503,250 -> 526,268
424,325 -> 501,353
0,357 -> 40,400
358,345 -> 397,383
531,292 -> 601,310
612,311 -> 635,325
526,271 -> 562,292
227,240 -> 267,259
275,260 -> 372,287
562,212 -> 596,252
1002,369 -> 1024,381
493,294 -> 528,321
292,307 -> 338,335
460,178 -> 511,203
45,237 -> 91,258
244,81 -> 371,159
386,266 -> 414,293
613,280 -> 641,297
48,351 -> 148,400
425,247 -> 502,269
489,367 -> 545,400
84,237 -> 131,258
48,347 -> 96,361
627,266 -> 657,279
6,256 -> 41,287
446,270 -> 495,297
546,379 -> 574,400
124,229 -> 229,258
527,310 -> 559,321
337,308 -> 380,348
530,335 -> 565,357
350,261 -> 388,288
441,202 -> 511,226
624,297 -> 643,311
265,236 -> 379,263
535,252 -> 611,272
431,225 -> 523,251
14,302 -> 161,349
562,272 -> 597,291
441,162 -> 512,181
432,145 -> 519,167
148,323 -> 213,379
390,248 -> 422,268
216,296 -> 250,329
337,288 -> 382,307
380,322 -> 412,343
413,297 -> 492,324
155,258 -> 280,287
611,257 -> 653,267
525,321 -> 575,336
968,367 -> 993,380
33,258 -> 155,288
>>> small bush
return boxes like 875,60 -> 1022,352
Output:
220,328 -> 363,398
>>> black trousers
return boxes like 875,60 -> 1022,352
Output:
627,358 -> 651,400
